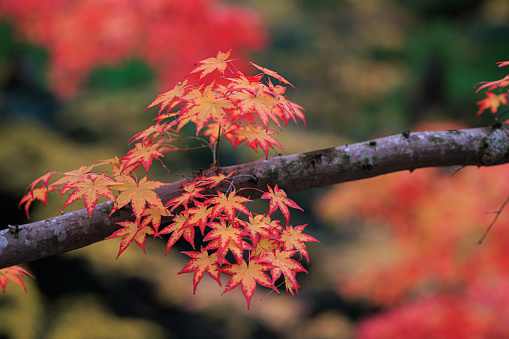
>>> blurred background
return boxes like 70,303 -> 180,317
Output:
1,0 -> 509,338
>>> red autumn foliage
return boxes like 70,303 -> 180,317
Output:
0,0 -> 267,97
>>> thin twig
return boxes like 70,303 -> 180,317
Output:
477,195 -> 509,245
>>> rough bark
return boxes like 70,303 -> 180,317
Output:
2,125 -> 509,268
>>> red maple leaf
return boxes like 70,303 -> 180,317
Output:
52,165 -> 96,194
179,249 -> 222,293
19,186 -> 58,219
250,62 -> 299,93
235,86 -> 281,130
221,259 -> 276,310
159,214 -> 196,253
166,179 -> 205,212
122,140 -> 165,172
261,184 -> 302,224
0,266 -> 34,292
106,221 -> 155,259
242,214 -> 274,246
233,124 -> 284,159
258,249 -> 307,286
203,220 -> 246,263
279,224 -> 319,262
61,173 -> 116,216
182,201 -> 213,234
207,189 -> 251,220
476,92 -> 508,115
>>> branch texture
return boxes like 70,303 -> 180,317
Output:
2,125 -> 509,268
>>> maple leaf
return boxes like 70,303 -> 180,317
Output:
159,214 -> 196,253
251,238 -> 279,258
179,249 -> 222,293
190,50 -> 232,79
181,84 -> 234,133
207,189 -> 251,220
26,170 -> 59,194
142,206 -> 171,234
166,179 -> 206,212
61,173 -> 116,216
279,224 -> 319,262
235,87 -> 281,130
144,79 -> 189,114
476,92 -> 508,115
242,214 -> 275,245
106,221 -> 155,259
476,74 -> 509,93
182,201 -> 213,234
261,184 -> 303,224
111,175 -> 165,221
233,124 -> 284,159
204,220 -> 246,263
129,121 -> 177,144
221,259 -> 276,310
52,165 -> 96,194
202,171 -> 235,188
122,140 -> 165,172
250,62 -> 299,93
19,186 -> 57,219
259,249 -> 307,286
0,266 -> 34,292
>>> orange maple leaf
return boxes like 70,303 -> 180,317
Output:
181,84 -> 234,133
182,201 -> 213,234
259,249 -> 307,286
179,249 -> 222,293
142,206 -> 171,234
159,214 -> 196,253
129,121 -> 177,144
203,220 -> 245,263
236,86 -> 281,130
242,214 -> 274,245
279,224 -> 319,262
476,92 -> 508,115
261,184 -> 302,224
233,124 -> 284,159
221,259 -> 276,310
250,62 -> 299,93
122,140 -> 165,172
144,79 -> 189,114
26,170 -> 59,194
207,189 -> 251,220
0,266 -> 34,292
61,173 -> 116,216
166,179 -> 206,212
111,175 -> 165,221
106,221 -> 155,259
19,186 -> 58,219
190,50 -> 232,79
202,171 -> 236,188
52,165 -> 96,194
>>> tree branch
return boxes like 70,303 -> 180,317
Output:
2,125 -> 509,268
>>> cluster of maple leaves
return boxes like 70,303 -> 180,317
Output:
476,61 -> 509,116
9,51 -> 318,309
